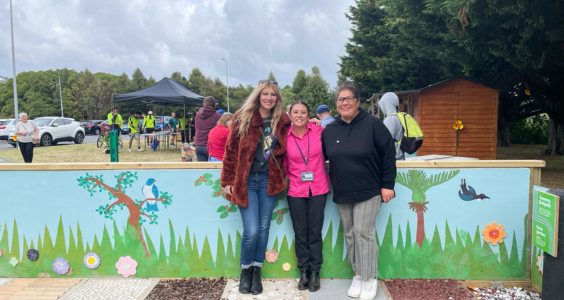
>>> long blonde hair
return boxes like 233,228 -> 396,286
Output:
235,81 -> 283,138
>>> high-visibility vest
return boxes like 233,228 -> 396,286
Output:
178,116 -> 190,130
107,112 -> 123,128
143,115 -> 156,128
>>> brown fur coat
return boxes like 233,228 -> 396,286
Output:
221,109 -> 290,207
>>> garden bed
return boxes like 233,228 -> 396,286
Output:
146,277 -> 227,300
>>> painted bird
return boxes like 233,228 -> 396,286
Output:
458,179 -> 490,201
143,178 -> 159,212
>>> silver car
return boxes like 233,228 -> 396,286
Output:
0,119 -> 15,141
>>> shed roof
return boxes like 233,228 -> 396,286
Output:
370,76 -> 498,98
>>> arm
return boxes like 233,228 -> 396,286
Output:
221,118 -> 240,190
373,118 -> 397,200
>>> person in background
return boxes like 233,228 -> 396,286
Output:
217,109 -> 225,115
378,92 -> 405,160
322,81 -> 396,300
107,107 -> 122,136
207,113 -> 234,162
143,111 -> 156,144
285,101 -> 329,292
178,110 -> 190,144
139,113 -> 146,134
221,80 -> 290,295
14,112 -> 39,163
189,113 -> 196,142
194,96 -> 221,161
128,112 -> 142,152
167,112 -> 178,146
315,105 -> 335,128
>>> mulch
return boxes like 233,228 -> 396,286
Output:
146,277 -> 227,300
385,278 -> 474,300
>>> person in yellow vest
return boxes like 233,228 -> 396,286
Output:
107,107 -> 123,136
143,110 -> 157,144
128,111 -> 144,152
178,110 -> 191,143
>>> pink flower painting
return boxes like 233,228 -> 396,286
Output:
115,256 -> 138,278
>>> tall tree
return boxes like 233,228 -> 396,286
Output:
302,67 -> 332,112
292,70 -> 308,99
267,71 -> 277,82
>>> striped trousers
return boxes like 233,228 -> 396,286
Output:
337,195 -> 382,281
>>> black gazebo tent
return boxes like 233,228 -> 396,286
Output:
113,77 -> 204,143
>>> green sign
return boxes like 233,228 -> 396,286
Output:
532,190 -> 560,257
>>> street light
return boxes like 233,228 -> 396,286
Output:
56,71 -> 63,117
221,58 -> 229,113
10,0 -> 19,124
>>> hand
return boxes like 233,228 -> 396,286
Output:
225,185 -> 233,196
381,188 -> 395,203
309,118 -> 322,126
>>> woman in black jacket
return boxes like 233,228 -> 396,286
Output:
321,81 -> 397,300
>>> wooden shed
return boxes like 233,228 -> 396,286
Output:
369,76 -> 499,160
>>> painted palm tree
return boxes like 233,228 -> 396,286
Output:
395,170 -> 460,248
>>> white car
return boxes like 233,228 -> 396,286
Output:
0,119 -> 15,141
8,117 -> 85,147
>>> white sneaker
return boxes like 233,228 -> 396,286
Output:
138,148 -> 145,152
359,279 -> 377,300
128,148 -> 131,152
347,275 -> 362,298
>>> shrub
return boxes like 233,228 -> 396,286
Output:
509,114 -> 549,145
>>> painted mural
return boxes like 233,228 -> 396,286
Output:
0,167 -> 530,280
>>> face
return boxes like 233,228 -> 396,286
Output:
259,87 -> 277,111
336,89 -> 359,120
171,112 -> 176,117
226,120 -> 233,128
21,115 -> 28,122
113,109 -> 118,115
290,104 -> 309,127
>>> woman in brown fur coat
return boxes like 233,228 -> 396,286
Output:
221,80 -> 291,295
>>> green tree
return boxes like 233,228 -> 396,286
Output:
267,71 -> 277,82
395,170 -> 460,247
302,67 -> 332,112
292,69 -> 308,99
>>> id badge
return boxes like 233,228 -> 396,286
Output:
301,172 -> 314,182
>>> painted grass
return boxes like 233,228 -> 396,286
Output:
0,215 -> 526,279
0,143 -> 182,163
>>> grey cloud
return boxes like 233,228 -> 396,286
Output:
0,0 -> 353,87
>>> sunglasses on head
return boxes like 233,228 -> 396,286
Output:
258,79 -> 278,86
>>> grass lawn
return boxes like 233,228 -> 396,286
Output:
497,144 -> 564,189
0,142 -> 183,163
1,143 -> 562,188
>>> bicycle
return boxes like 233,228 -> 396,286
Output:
97,128 -> 123,149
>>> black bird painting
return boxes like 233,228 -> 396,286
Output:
458,179 -> 490,201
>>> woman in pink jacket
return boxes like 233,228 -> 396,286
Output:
285,101 -> 330,292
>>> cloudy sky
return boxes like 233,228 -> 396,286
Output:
1,0 -> 354,87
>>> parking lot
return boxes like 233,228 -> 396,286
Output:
0,133 -> 131,152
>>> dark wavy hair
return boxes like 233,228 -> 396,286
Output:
334,81 -> 360,102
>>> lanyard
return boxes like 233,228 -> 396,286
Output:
293,131 -> 309,171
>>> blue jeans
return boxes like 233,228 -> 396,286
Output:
238,172 -> 277,268
208,156 -> 222,162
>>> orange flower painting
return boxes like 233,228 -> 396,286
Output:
482,222 -> 507,245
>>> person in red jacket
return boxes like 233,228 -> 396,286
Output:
221,80 -> 290,295
194,96 -> 222,161
207,113 -> 234,162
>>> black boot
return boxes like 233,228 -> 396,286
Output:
308,272 -> 321,292
238,268 -> 252,294
250,266 -> 263,295
298,270 -> 310,290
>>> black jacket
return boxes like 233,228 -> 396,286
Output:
322,107 -> 397,204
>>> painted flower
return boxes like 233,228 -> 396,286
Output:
9,257 -> 18,267
115,256 -> 137,278
482,222 -> 507,245
282,263 -> 291,272
452,120 -> 464,130
0,248 -> 3,258
83,252 -> 101,269
52,258 -> 70,275
265,249 -> 279,263
537,254 -> 544,274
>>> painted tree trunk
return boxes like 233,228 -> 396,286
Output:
416,209 -> 425,248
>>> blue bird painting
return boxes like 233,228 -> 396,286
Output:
458,179 -> 490,201
143,178 -> 159,211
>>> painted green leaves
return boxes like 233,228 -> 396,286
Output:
194,173 -> 214,187
217,204 -> 238,219
272,201 -> 289,225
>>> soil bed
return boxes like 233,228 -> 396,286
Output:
385,278 -> 474,300
146,277 -> 227,300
